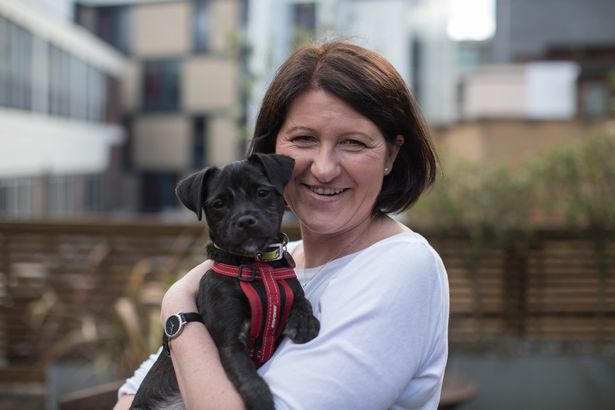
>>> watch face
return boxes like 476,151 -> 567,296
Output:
165,315 -> 181,337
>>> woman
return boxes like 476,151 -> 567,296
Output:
115,39 -> 449,410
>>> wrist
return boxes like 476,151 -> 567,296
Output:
160,286 -> 198,325
163,312 -> 203,355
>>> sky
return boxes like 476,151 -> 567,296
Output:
447,0 -> 495,41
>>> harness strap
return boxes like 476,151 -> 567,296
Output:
211,261 -> 297,367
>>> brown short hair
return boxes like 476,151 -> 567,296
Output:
248,39 -> 437,214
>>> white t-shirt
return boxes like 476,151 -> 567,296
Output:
119,231 -> 449,410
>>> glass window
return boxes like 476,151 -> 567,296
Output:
142,59 -> 180,112
70,56 -> 88,120
95,6 -> 132,54
0,15 -> 8,107
48,44 -> 71,117
2,19 -> 33,110
192,116 -> 208,169
141,172 -> 178,213
582,82 -> 608,118
0,177 -> 33,216
193,0 -> 212,53
87,65 -> 106,121
84,174 -> 103,212
292,2 -> 317,46
47,175 -> 73,216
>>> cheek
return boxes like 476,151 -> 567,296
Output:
275,143 -> 305,179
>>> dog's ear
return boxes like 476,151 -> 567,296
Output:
175,167 -> 218,221
248,153 -> 295,193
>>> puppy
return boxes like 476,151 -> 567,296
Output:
130,153 -> 320,410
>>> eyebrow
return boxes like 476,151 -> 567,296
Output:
284,126 -> 316,133
284,126 -> 374,140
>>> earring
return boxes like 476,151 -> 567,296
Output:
384,167 -> 389,175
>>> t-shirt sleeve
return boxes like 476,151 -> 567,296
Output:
117,347 -> 162,399
259,237 -> 450,410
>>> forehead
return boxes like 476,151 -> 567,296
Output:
281,89 -> 382,137
209,161 -> 269,195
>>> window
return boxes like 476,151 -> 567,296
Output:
192,116 -> 208,169
95,6 -> 131,54
193,0 -> 212,53
292,2 -> 317,46
0,15 -> 8,107
48,44 -> 71,117
0,18 -> 33,110
47,175 -> 73,215
142,59 -> 180,112
410,37 -> 423,103
84,175 -> 104,212
0,177 -> 33,216
581,82 -> 608,118
87,64 -> 106,121
141,172 -> 178,213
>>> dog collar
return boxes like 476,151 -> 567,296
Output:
213,233 -> 290,263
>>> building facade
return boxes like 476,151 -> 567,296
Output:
76,0 -> 245,213
0,0 -> 126,217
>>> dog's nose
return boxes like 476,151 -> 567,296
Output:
236,215 -> 257,230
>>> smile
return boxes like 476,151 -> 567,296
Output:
306,185 -> 347,196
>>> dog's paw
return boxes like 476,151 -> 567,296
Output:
283,310 -> 320,344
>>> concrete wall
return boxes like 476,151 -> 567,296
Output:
433,119 -> 615,169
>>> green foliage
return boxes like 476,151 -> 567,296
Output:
530,134 -> 615,228
410,133 -> 615,230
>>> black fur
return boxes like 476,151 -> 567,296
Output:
130,153 -> 320,410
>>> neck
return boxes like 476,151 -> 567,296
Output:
299,214 -> 406,268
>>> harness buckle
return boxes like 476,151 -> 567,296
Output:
238,264 -> 257,282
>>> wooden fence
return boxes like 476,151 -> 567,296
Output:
0,219 -> 614,380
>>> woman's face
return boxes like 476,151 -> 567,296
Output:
275,88 -> 402,237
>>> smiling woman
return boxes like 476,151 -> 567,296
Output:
115,39 -> 449,410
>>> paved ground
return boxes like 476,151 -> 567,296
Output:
447,353 -> 615,410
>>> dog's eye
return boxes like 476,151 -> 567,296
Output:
211,199 -> 225,209
257,188 -> 271,198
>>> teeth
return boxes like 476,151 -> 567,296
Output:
309,186 -> 345,195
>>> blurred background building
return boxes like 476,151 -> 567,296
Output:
0,0 -> 125,217
2,0 -> 614,217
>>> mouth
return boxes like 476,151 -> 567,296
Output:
305,185 -> 348,196
226,234 -> 280,255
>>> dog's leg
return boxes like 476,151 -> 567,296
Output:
282,280 -> 320,343
208,317 -> 275,410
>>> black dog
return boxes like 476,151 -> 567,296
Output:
130,153 -> 319,410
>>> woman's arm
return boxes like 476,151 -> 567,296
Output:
160,260 -> 246,410
112,394 -> 134,410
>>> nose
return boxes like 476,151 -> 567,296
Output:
310,146 -> 340,183
236,215 -> 257,230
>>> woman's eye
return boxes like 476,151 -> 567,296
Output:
257,188 -> 271,198
290,135 -> 316,145
340,139 -> 367,149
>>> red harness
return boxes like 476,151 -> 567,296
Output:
211,261 -> 296,367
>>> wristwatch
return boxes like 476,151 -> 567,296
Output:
162,312 -> 203,356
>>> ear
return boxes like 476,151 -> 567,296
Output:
385,135 -> 404,171
175,167 -> 219,221
248,153 -> 295,193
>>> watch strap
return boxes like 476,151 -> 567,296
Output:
163,312 -> 203,356
180,312 -> 202,323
